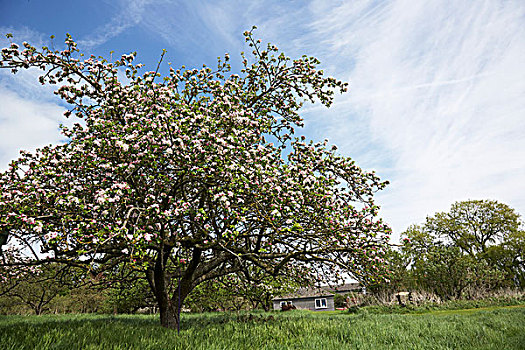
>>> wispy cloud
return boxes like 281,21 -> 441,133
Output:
78,0 -> 161,49
301,0 -> 525,235
0,87 -> 69,171
133,0 -> 315,62
136,0 -> 246,61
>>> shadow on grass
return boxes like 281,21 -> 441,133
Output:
0,312 -> 279,333
0,314 -> 244,349
1,308 -> 524,350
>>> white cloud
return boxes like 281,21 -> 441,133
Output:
0,87 -> 67,171
302,0 -> 525,237
78,0 -> 162,49
0,28 -> 71,170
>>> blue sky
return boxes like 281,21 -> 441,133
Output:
1,0 -> 524,240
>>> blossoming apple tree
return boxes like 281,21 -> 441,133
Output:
0,28 -> 390,329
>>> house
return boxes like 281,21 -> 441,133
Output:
272,286 -> 335,311
272,283 -> 365,311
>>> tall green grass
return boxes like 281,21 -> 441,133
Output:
1,307 -> 523,349
358,297 -> 525,315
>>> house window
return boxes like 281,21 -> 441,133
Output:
315,298 -> 327,309
280,301 -> 294,310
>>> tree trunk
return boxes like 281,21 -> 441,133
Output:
153,270 -> 182,329
150,246 -> 201,330
156,285 -> 191,329
158,299 -> 179,330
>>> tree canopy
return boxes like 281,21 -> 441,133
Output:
426,200 -> 521,255
0,29 -> 390,329
375,200 -> 525,299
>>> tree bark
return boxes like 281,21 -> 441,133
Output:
158,299 -> 179,330
152,246 -> 200,330
35,305 -> 43,315
152,245 -> 178,329
156,281 -> 192,329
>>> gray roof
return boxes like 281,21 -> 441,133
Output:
273,283 -> 362,300
273,286 -> 334,300
324,283 -> 362,294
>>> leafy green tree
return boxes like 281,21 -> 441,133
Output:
398,201 -> 523,298
186,276 -> 252,312
411,244 -> 503,300
367,225 -> 431,295
484,230 -> 525,289
217,270 -> 299,311
0,29 -> 390,329
50,283 -> 107,314
103,265 -> 156,314
426,200 -> 521,255
421,200 -> 523,290
365,246 -> 408,295
0,259 -> 75,315
504,231 -> 525,288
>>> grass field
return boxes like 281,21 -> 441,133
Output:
1,306 -> 524,349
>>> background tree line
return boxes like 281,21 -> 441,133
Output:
0,263 -> 298,315
371,199 -> 525,301
4,198 -> 522,315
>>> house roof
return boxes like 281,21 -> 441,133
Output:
273,286 -> 334,300
324,283 -> 362,294
273,283 -> 363,300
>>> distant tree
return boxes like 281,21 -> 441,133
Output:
420,200 -> 524,290
103,264 -> 156,314
425,200 -> 521,255
398,201 -> 523,298
236,273 -> 298,311
333,293 -> 347,308
170,268 -> 300,312
0,29 -> 390,330
410,244 -> 503,300
366,225 -> 433,295
484,230 -> 525,289
400,225 -> 435,256
185,277 -> 249,312
50,283 -> 107,314
0,256 -> 75,315
219,269 -> 299,311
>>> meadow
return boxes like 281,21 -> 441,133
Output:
0,306 -> 523,350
